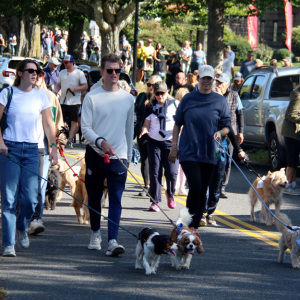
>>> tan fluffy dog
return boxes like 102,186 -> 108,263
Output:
275,212 -> 300,269
72,159 -> 108,224
55,159 -> 78,202
249,168 -> 288,226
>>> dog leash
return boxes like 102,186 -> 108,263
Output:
59,147 -> 85,183
0,152 -> 139,239
213,138 -> 296,231
112,153 -> 177,228
59,155 -> 85,175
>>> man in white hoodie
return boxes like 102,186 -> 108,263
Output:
81,53 -> 134,257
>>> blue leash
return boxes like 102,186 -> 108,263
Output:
0,152 -> 139,239
214,138 -> 296,232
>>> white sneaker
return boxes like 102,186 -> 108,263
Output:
284,186 -> 300,196
106,239 -> 125,256
3,245 -> 16,257
17,230 -> 29,248
88,232 -> 102,250
28,219 -> 45,235
178,187 -> 188,196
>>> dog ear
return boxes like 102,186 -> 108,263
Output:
196,242 -> 204,254
279,168 -> 286,173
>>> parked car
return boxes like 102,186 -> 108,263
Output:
78,66 -> 137,98
238,66 -> 300,171
0,56 -> 44,89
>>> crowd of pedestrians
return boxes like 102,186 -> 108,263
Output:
0,29 -> 299,260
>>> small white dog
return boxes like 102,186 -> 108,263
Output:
135,228 -> 177,275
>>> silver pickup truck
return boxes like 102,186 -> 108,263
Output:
238,66 -> 300,171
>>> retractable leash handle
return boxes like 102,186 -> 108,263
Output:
103,154 -> 110,164
213,138 -> 296,231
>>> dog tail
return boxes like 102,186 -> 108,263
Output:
176,207 -> 193,227
275,212 -> 292,233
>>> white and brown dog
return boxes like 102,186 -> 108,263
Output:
275,212 -> 300,269
249,168 -> 288,226
135,227 -> 177,275
170,207 -> 204,270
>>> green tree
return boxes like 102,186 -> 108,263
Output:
142,0 -> 300,67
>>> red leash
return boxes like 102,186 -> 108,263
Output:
59,147 -> 85,183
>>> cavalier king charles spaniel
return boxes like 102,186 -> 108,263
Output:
135,227 -> 177,275
170,207 -> 204,270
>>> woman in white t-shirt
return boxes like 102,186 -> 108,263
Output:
139,81 -> 179,212
0,59 -> 58,257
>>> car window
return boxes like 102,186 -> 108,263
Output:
239,76 -> 255,100
270,75 -> 300,98
8,60 -> 23,70
251,75 -> 266,99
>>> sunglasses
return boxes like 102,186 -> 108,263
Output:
147,83 -> 155,87
23,68 -> 43,75
155,92 -> 165,96
106,68 -> 121,74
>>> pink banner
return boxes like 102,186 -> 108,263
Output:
247,5 -> 258,51
285,0 -> 293,52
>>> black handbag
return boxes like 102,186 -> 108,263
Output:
0,87 -> 13,134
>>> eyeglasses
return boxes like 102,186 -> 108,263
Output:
23,69 -> 43,75
155,92 -> 165,96
106,68 -> 121,74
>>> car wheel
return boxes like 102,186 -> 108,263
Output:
268,131 -> 286,171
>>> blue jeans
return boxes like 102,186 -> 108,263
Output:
0,141 -> 39,246
85,145 -> 127,241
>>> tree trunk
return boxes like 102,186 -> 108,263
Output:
207,1 -> 225,69
18,15 -> 41,58
68,18 -> 84,59
101,26 -> 121,56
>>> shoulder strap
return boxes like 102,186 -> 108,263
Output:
172,99 -> 177,109
5,87 -> 13,112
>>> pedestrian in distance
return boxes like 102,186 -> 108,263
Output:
240,51 -> 255,79
81,53 -> 134,256
54,55 -> 88,148
0,59 -> 58,257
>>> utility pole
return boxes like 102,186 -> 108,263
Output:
132,0 -> 139,85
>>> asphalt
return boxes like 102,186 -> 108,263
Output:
0,143 -> 300,300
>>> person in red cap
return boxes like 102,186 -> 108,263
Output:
55,55 -> 88,147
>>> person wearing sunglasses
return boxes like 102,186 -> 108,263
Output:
55,55 -> 88,148
169,65 -> 231,230
134,75 -> 162,197
139,81 -> 179,212
0,59 -> 58,257
81,53 -> 134,257
28,71 -> 66,236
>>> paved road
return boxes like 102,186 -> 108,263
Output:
0,144 -> 299,300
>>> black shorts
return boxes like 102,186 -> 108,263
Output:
284,136 -> 300,168
61,104 -> 80,123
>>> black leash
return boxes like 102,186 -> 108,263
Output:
114,153 -> 177,228
244,160 -> 265,181
213,138 -> 296,232
0,152 -> 139,239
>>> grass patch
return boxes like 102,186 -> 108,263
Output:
246,148 -> 269,164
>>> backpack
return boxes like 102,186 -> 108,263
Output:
0,87 -> 13,134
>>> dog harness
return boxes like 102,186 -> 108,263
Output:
256,176 -> 266,189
